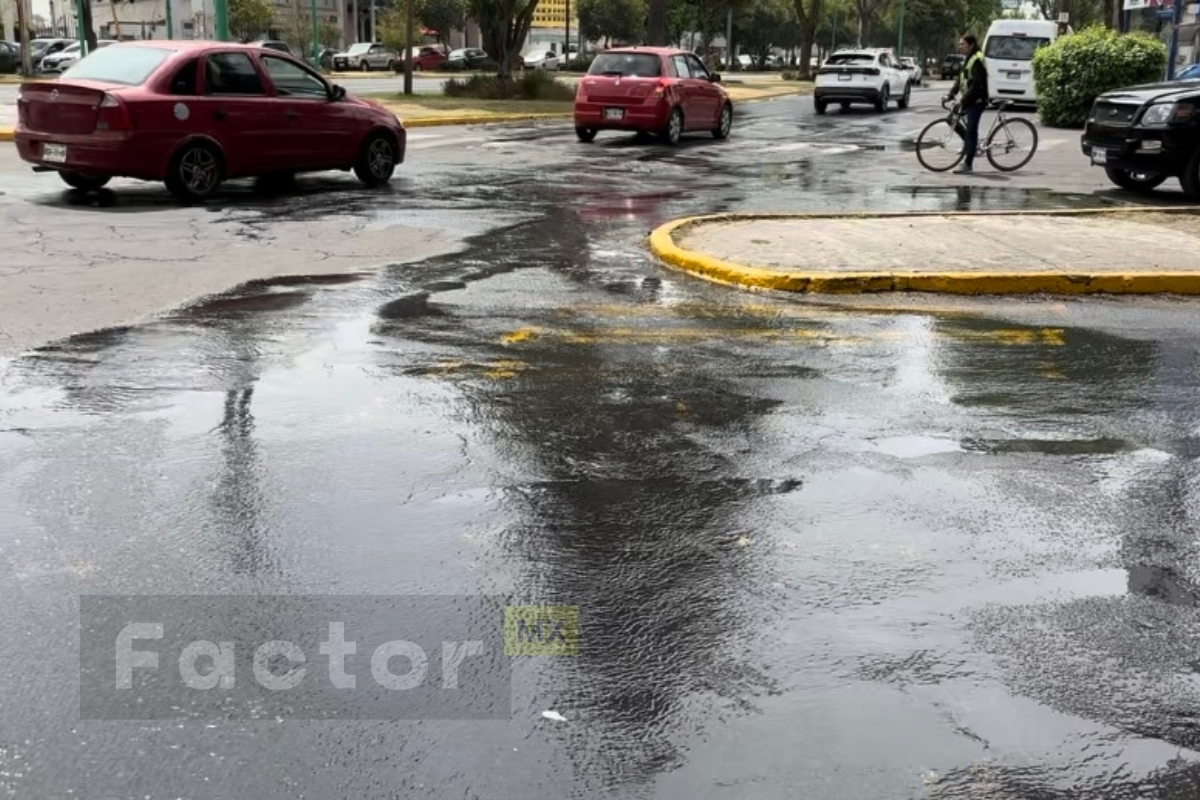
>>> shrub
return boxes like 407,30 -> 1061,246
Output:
1032,26 -> 1167,128
443,72 -> 576,101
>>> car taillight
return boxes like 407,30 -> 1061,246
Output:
96,92 -> 133,132
16,96 -> 27,124
651,79 -> 670,98
867,68 -> 880,76
576,81 -> 588,101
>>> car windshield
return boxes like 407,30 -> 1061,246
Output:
985,35 -> 1050,61
587,53 -> 661,78
826,54 -> 875,66
62,45 -> 172,85
347,43 -> 372,54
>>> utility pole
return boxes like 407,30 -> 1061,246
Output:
1167,1 -> 1184,79
725,7 -> 732,69
74,0 -> 86,51
165,0 -> 172,38
214,0 -> 229,40
310,0 -> 318,63
564,0 -> 569,59
403,0 -> 413,94
16,0 -> 31,76
896,0 -> 905,54
369,0 -> 375,42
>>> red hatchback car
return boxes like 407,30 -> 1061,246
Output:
573,47 -> 732,145
15,41 -> 407,201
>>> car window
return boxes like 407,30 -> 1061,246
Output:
671,54 -> 690,78
63,45 -> 172,84
169,58 -> 199,94
588,52 -> 662,78
204,52 -> 265,95
685,54 -> 709,79
262,55 -> 328,98
985,35 -> 1051,61
826,53 -> 874,66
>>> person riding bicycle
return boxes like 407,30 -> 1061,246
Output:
944,34 -> 988,174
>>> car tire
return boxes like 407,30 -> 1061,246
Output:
712,103 -> 732,139
1181,146 -> 1200,201
59,171 -> 110,191
1105,166 -> 1167,194
165,141 -> 223,203
898,82 -> 911,110
386,60 -> 397,71
815,99 -> 827,115
875,84 -> 889,112
414,63 -> 422,72
663,106 -> 684,145
576,127 -> 597,143
360,61 -> 370,72
354,131 -> 398,186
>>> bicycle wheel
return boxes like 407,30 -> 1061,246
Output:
916,118 -> 965,172
986,117 -> 1038,172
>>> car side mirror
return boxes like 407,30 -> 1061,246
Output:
330,84 -> 346,101
710,73 -> 721,83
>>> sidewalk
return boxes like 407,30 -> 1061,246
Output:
0,103 -> 14,141
649,209 -> 1200,295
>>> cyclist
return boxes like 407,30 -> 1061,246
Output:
944,34 -> 988,174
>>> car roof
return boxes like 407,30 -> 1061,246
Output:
828,50 -> 880,57
599,47 -> 688,56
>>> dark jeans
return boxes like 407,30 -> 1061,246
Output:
957,104 -> 984,166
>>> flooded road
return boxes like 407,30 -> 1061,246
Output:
4,93 -> 1200,798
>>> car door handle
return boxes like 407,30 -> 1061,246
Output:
285,109 -> 300,120
214,108 -> 228,121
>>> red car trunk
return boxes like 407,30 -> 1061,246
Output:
19,82 -> 109,135
580,77 -> 661,106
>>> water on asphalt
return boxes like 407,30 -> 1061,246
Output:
4,92 -> 1200,798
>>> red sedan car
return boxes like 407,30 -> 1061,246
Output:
15,41 -> 407,201
573,47 -> 732,145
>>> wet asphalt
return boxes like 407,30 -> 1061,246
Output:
6,91 -> 1200,798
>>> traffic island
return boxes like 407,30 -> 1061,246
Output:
649,208 -> 1200,295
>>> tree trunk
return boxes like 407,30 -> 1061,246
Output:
647,0 -> 668,45
80,1 -> 97,50
796,0 -> 821,79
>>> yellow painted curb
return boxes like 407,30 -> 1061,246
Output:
649,208 -> 1200,296
0,128 -> 13,142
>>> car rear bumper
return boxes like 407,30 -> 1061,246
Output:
1081,126 -> 1193,175
574,101 -> 670,131
15,129 -> 158,179
814,86 -> 881,102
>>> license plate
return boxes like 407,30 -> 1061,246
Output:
838,73 -> 852,81
43,143 -> 66,163
1007,71 -> 1021,79
604,108 -> 624,120
1091,149 -> 1108,165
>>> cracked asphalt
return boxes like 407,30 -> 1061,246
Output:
5,90 -> 1200,798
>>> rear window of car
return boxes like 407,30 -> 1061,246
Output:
826,54 -> 875,66
985,35 -> 1050,61
62,45 -> 172,85
587,53 -> 662,78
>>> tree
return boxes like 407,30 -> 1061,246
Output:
792,0 -> 824,78
230,0 -> 275,42
735,0 -> 794,66
274,0 -> 313,55
467,0 -> 539,78
420,0 -> 468,46
889,0 -> 964,61
319,21 -> 343,48
648,0 -> 671,44
853,0 -> 890,46
578,0 -> 647,45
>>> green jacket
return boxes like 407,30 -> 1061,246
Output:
955,48 -> 988,107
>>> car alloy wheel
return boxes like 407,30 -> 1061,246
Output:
355,133 -> 397,186
665,107 -> 684,145
180,147 -> 219,196
360,61 -> 370,72
876,84 -> 889,112
713,104 -> 732,139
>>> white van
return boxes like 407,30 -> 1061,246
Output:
983,19 -> 1062,105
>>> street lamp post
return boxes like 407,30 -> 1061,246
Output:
165,0 -> 173,39
310,0 -> 319,62
214,0 -> 229,40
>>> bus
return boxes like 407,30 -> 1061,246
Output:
983,19 -> 1063,105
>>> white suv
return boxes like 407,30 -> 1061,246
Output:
814,49 -> 912,114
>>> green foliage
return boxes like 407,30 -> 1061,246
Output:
1032,26 -> 1166,128
894,0 -> 965,59
735,0 -> 796,63
229,0 -> 275,42
319,22 -> 342,49
419,0 -> 468,44
444,71 -> 575,100
578,0 -> 648,45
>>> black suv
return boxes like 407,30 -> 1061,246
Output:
1081,81 -> 1200,198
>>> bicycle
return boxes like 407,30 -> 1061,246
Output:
915,97 -> 1039,173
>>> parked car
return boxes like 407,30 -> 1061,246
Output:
574,47 -> 732,146
900,56 -> 923,85
41,40 -> 116,73
1175,62 -> 1200,81
814,49 -> 912,114
392,45 -> 447,71
29,37 -> 73,69
446,47 -> 490,69
0,41 -> 19,74
252,40 -> 294,56
1081,80 -> 1200,199
331,42 -> 397,72
15,41 -> 407,201
941,53 -> 965,80
523,49 -> 560,70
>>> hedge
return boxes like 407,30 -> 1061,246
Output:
1031,26 -> 1167,128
